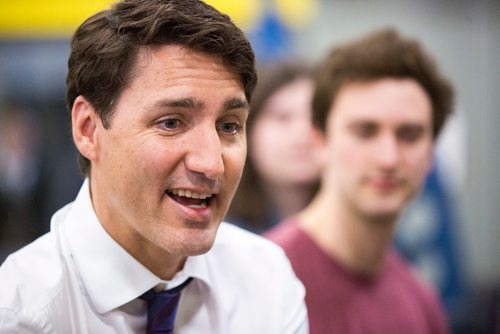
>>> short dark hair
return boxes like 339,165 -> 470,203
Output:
312,27 -> 454,139
66,0 -> 257,175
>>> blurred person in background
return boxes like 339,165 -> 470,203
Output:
0,0 -> 308,332
0,102 -> 42,255
266,28 -> 453,334
227,62 -> 322,233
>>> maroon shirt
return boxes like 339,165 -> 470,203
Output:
265,219 -> 450,334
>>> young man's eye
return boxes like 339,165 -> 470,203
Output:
219,122 -> 242,134
352,123 -> 377,138
398,126 -> 424,143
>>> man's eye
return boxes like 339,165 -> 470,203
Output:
161,119 -> 180,129
219,122 -> 242,134
353,124 -> 377,138
398,127 -> 424,143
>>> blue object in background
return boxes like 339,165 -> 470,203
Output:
246,11 -> 291,64
396,163 -> 466,313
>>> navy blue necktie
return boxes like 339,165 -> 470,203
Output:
140,277 -> 193,334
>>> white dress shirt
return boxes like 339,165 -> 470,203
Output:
0,180 -> 308,333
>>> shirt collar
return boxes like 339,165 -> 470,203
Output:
63,179 -> 215,313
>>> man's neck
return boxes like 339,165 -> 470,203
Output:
299,190 -> 399,276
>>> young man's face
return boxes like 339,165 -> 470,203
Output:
322,78 -> 434,222
83,45 -> 249,264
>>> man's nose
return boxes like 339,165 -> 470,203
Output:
184,127 -> 225,180
375,135 -> 400,169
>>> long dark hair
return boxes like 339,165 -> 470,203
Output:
227,61 -> 319,233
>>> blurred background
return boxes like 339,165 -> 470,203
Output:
0,0 -> 498,332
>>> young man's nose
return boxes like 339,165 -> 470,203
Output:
375,135 -> 400,168
184,127 -> 225,180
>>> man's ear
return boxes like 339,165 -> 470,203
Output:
72,95 -> 99,162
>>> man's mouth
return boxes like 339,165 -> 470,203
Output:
369,177 -> 401,191
167,189 -> 214,209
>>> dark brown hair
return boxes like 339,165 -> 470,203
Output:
227,62 -> 318,232
313,27 -> 454,138
66,0 -> 257,175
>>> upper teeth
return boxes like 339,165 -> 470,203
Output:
170,189 -> 212,199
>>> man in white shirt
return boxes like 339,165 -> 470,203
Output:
0,0 -> 308,333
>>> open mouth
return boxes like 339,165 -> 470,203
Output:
167,189 -> 214,209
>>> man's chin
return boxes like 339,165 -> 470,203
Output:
185,243 -> 214,256
360,205 -> 402,224
178,231 -> 218,256
369,212 -> 400,224
365,196 -> 407,220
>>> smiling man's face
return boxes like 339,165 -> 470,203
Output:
77,45 -> 249,271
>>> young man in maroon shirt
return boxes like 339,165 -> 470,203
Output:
266,28 -> 453,334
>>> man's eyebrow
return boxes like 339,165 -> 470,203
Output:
348,119 -> 377,127
154,98 -> 204,110
151,97 -> 248,112
223,97 -> 250,111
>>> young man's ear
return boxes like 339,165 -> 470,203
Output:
72,95 -> 99,162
